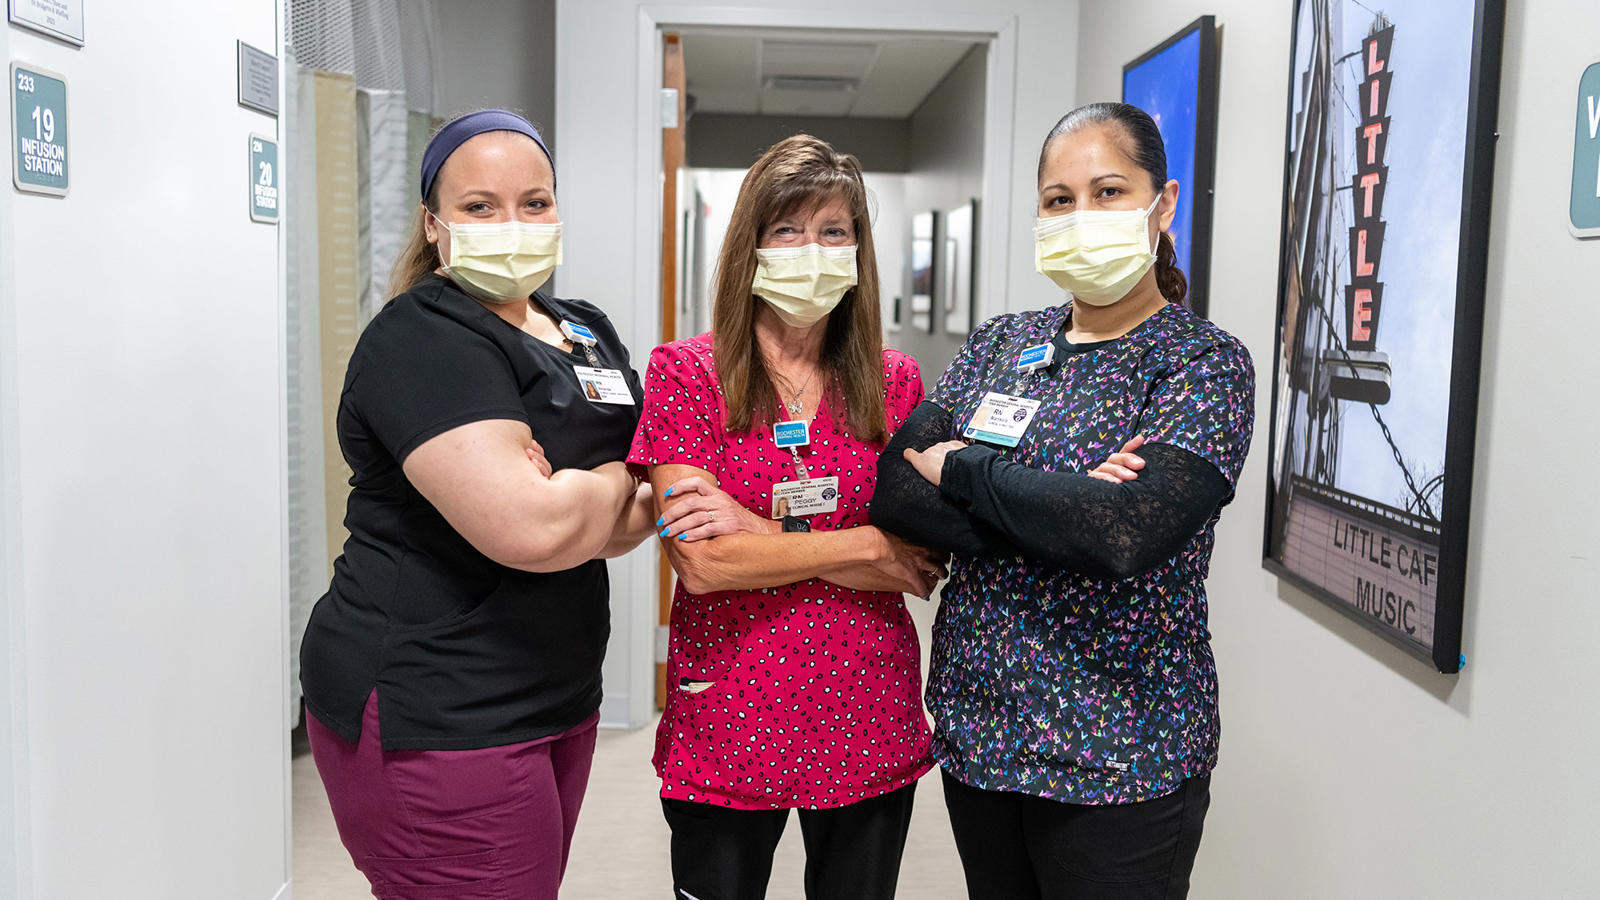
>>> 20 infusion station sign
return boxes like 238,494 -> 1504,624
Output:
249,134 -> 278,224
11,62 -> 67,196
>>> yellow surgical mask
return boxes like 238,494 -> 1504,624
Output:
436,215 -> 562,303
752,243 -> 858,328
1034,196 -> 1161,306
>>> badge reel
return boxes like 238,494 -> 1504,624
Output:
962,342 -> 1052,448
770,419 -> 839,521
561,320 -> 633,406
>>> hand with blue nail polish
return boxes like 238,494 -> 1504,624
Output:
655,473 -> 780,543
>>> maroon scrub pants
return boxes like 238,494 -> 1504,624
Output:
307,690 -> 599,899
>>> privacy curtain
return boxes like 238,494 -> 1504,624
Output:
284,0 -> 439,717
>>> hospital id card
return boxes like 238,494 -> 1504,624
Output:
573,366 -> 635,405
962,391 -> 1041,447
770,476 -> 839,518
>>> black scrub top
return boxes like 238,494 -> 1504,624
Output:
300,274 -> 643,751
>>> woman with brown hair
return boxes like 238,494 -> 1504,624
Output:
299,109 -> 655,898
627,134 -> 944,900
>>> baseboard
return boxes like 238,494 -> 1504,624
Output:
598,693 -> 632,729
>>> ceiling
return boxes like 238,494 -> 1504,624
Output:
680,30 -> 979,119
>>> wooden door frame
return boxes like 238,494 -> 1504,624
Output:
656,32 -> 686,710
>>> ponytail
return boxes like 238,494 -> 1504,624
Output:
1154,231 -> 1188,305
389,203 -> 442,298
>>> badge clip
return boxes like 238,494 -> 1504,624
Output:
1015,342 -> 1055,374
773,420 -> 811,480
560,320 -> 602,366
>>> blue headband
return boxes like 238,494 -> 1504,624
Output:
419,109 -> 553,200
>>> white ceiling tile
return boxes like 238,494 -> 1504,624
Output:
680,30 -> 978,120
759,39 -> 878,80
681,32 -> 761,114
852,40 -> 978,118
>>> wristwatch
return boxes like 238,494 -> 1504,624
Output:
781,515 -> 811,533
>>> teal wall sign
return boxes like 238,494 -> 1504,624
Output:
10,62 -> 68,197
249,134 -> 278,224
1573,60 -> 1600,238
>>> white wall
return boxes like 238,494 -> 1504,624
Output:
431,0 -> 556,143
687,113 -> 912,171
1076,1 -> 1600,896
0,2 -> 290,898
895,44 -> 988,389
558,0 -> 1080,730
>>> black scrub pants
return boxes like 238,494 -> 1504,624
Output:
941,770 -> 1210,900
661,781 -> 917,900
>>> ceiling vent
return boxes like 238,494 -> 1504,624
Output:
762,75 -> 859,93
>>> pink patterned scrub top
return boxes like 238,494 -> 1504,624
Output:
627,333 -> 934,810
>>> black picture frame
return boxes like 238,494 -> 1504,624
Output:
1122,15 -> 1220,318
910,211 -> 937,333
942,199 -> 978,335
1262,0 -> 1506,674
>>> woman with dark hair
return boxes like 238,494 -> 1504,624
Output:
299,109 -> 655,898
872,102 -> 1256,898
628,134 -> 943,899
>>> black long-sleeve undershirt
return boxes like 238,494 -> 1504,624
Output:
871,401 -> 1022,558
871,400 -> 1232,580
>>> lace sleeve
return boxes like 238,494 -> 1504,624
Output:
869,401 -> 1021,557
939,441 -> 1232,579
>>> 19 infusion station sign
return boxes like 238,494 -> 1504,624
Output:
11,62 -> 68,196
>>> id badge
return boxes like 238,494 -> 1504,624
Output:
771,476 -> 840,518
572,366 -> 635,405
963,391 -> 1042,447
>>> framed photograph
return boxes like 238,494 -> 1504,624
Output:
942,200 -> 977,335
1262,0 -> 1506,673
1122,15 -> 1219,318
910,211 -> 936,333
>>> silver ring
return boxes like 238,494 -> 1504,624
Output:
706,510 -> 716,523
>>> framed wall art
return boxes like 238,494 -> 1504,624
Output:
942,200 -> 977,335
910,210 -> 936,333
1262,0 -> 1505,673
1122,15 -> 1220,318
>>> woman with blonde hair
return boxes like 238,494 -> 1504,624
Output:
629,134 -> 943,899
300,109 -> 654,899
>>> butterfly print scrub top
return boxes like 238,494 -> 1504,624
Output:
924,302 -> 1255,805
